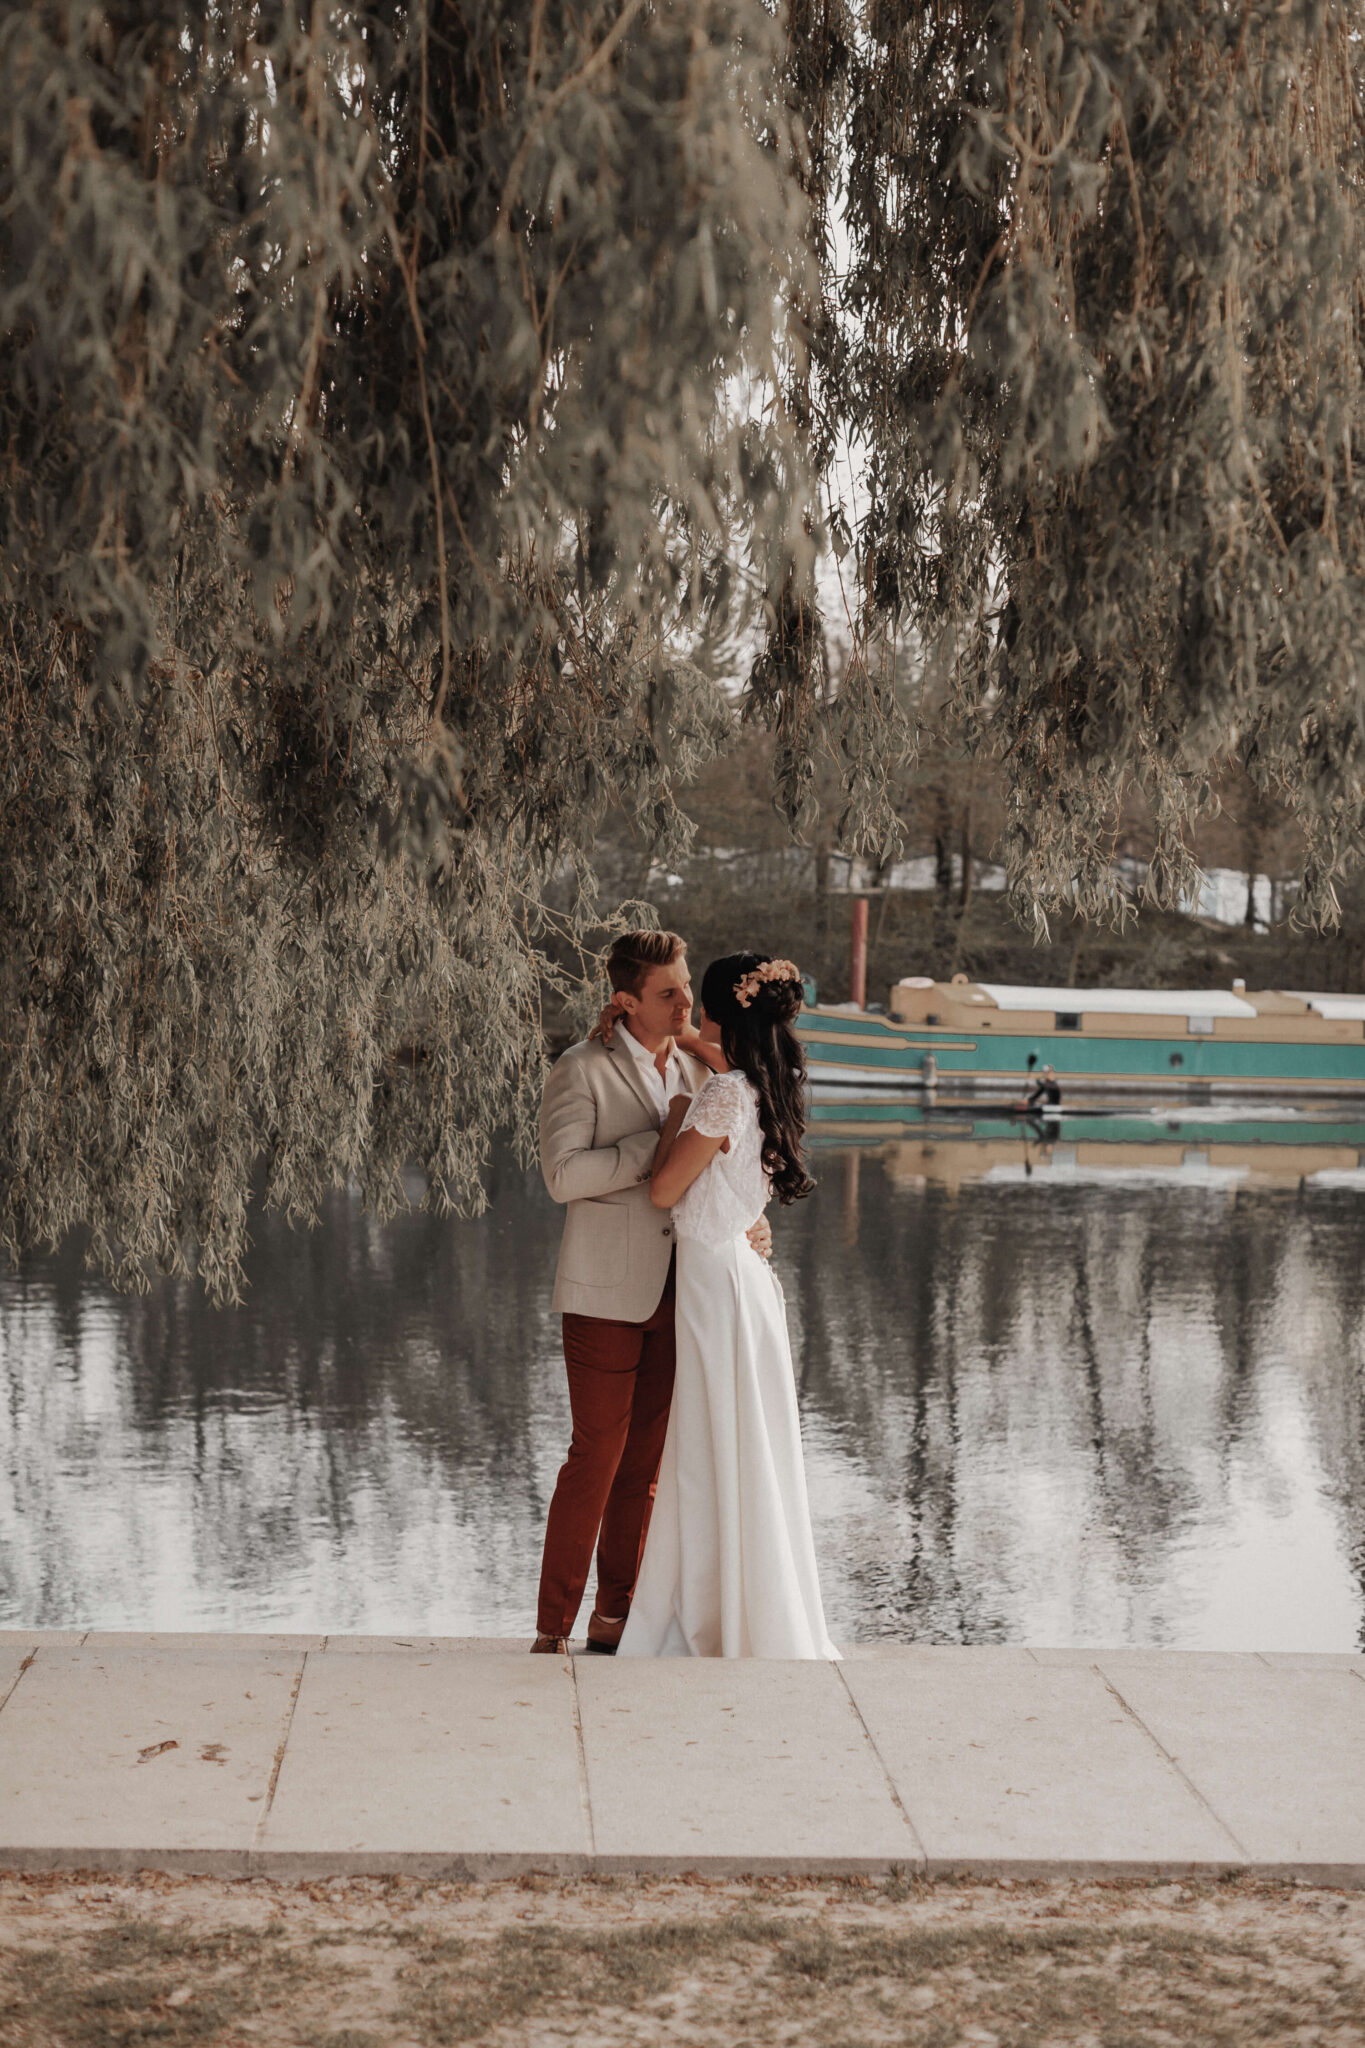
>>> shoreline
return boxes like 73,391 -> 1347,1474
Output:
1,1632 -> 1362,1885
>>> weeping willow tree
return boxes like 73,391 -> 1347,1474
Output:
786,0 -> 1365,928
0,0 -> 811,1295
4,0 -> 1365,1295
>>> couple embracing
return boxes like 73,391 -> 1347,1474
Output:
533,929 -> 838,1661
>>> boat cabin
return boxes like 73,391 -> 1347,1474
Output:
888,977 -> 1365,1044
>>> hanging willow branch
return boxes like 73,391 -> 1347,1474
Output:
0,0 -> 809,1297
781,0 -> 1365,929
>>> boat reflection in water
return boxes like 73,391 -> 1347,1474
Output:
810,1096 -> 1365,1194
4,1109 -> 1365,1652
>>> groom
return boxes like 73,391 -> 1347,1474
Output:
533,929 -> 769,1654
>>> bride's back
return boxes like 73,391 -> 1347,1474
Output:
670,1070 -> 767,1250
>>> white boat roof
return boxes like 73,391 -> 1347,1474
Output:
974,984 -> 1259,1020
1285,992 -> 1365,1022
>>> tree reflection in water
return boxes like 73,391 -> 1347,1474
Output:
3,1144 -> 1365,1648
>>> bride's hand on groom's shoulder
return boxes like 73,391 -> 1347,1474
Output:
589,995 -> 628,1045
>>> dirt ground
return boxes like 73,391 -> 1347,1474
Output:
0,1870 -> 1362,2048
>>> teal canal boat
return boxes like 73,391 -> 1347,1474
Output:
796,979 -> 1365,1099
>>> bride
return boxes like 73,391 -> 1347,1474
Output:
617,953 -> 840,1661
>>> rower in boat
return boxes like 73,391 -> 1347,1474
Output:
1010,1054 -> 1061,1115
1025,1064 -> 1061,1110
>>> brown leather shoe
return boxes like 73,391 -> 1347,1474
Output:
584,1611 -> 626,1656
530,1633 -> 569,1654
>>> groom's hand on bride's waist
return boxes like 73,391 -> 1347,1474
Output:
746,1215 -> 773,1261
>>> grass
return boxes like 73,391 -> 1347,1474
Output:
0,1916 -> 309,2046
1,1873 -> 1362,2047
394,1911 -> 1359,2045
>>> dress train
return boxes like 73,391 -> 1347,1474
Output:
618,1233 -> 839,1660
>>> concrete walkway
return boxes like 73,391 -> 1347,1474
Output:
1,1633 -> 1362,1883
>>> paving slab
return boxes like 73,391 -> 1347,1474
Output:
1258,1651 -> 1365,1673
1098,1655 -> 1365,1881
0,1631 -> 87,1650
0,1643 -> 36,1716
576,1659 -> 921,1874
256,1650 -> 587,1878
82,1633 -> 324,1657
321,1636 -> 533,1655
838,1641 -> 935,1660
842,1647 -> 1243,1878
1028,1648 -> 1252,1669
1104,1650 -> 1277,1670
1025,1647 -> 1124,1666
0,1644 -> 304,1875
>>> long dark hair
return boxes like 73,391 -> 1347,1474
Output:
699,953 -> 815,1206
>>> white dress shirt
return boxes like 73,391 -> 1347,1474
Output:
619,1022 -> 686,1128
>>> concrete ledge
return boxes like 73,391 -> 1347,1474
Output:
0,1635 -> 1360,1882
0,1847 -> 256,1878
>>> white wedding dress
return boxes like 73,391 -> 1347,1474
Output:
617,1069 -> 840,1660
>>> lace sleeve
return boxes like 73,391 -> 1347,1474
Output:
681,1071 -> 747,1144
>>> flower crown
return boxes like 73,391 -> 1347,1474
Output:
733,958 -> 802,1009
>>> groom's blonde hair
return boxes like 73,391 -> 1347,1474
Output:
607,929 -> 686,997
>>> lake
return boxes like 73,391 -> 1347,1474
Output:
4,1123 -> 1365,1650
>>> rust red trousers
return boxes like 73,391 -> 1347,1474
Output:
535,1265 -> 676,1640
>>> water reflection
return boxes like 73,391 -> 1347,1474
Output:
3,1133 -> 1365,1649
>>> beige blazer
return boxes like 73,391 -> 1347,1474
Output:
540,1035 -> 708,1322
